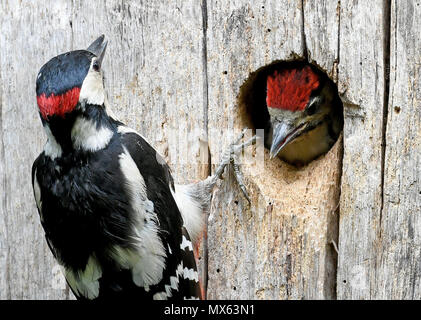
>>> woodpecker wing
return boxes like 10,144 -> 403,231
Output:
116,123 -> 202,300
31,123 -> 201,300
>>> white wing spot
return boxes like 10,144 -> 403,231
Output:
183,268 -> 199,282
183,267 -> 199,282
110,148 -> 166,288
180,235 -> 193,252
164,262 -> 183,298
153,292 -> 168,300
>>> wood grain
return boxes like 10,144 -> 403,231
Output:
1,0 -> 420,300
375,0 -> 421,299
336,0 -> 389,299
0,0 -> 73,299
0,0 -> 206,299
205,0 -> 342,299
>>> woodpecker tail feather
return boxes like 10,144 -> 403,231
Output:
171,182 -> 212,245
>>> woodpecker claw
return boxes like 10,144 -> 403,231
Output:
231,157 -> 251,204
213,131 -> 258,204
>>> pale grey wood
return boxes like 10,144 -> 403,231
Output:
336,0 -> 389,299
303,0 -> 340,79
374,0 -> 421,299
1,0 -> 420,301
71,0 -> 207,184
205,0 -> 342,299
0,0 -> 206,299
0,0 -> 72,299
0,47 -> 9,299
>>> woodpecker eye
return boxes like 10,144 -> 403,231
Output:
93,61 -> 100,72
306,97 -> 320,115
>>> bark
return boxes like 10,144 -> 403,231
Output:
206,0 -> 342,299
0,0 -> 419,300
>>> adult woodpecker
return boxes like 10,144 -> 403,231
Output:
264,64 -> 343,165
32,35 -> 254,300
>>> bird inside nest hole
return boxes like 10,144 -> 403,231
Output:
239,61 -> 343,167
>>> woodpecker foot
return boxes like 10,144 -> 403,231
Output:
214,129 -> 258,203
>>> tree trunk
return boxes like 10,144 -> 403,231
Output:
0,0 -> 419,299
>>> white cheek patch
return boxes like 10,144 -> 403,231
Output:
65,256 -> 102,300
110,148 -> 166,288
79,64 -> 105,106
43,125 -> 63,159
71,117 -> 113,152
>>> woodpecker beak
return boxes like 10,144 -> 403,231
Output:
87,34 -> 108,67
269,120 -> 307,159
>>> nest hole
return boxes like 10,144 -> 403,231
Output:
237,60 -> 343,166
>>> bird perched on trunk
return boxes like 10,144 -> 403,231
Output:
264,64 -> 343,165
32,35 -> 254,300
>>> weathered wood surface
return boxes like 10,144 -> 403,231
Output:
70,0 -> 209,298
0,0 -> 206,299
375,0 -> 421,299
336,0 -> 389,299
205,0 -> 342,299
0,0 -> 73,299
303,0 -> 340,79
337,0 -> 421,300
0,0 -> 420,300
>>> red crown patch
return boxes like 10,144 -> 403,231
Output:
266,66 -> 319,112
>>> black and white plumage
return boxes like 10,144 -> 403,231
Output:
32,35 -> 254,300
260,63 -> 343,165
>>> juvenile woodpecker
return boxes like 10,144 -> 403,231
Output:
264,64 -> 343,165
32,35 -> 254,300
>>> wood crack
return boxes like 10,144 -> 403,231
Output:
201,0 -> 210,299
301,0 -> 309,60
379,0 -> 392,238
336,0 -> 341,80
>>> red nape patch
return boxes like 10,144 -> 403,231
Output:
266,66 -> 319,112
36,87 -> 81,119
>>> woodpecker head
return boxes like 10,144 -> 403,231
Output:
265,65 -> 342,164
36,35 -> 108,121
